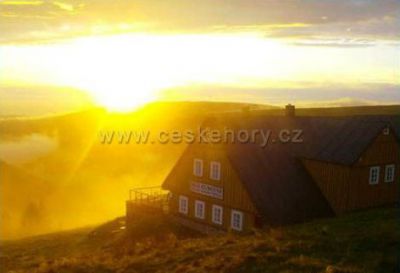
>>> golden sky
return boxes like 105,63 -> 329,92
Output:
0,0 -> 399,111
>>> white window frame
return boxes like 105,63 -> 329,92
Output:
230,210 -> 244,231
383,127 -> 390,135
384,164 -> 395,183
194,200 -> 205,219
212,205 -> 223,225
210,161 -> 221,181
369,166 -> 380,185
178,195 -> 188,214
193,159 -> 203,177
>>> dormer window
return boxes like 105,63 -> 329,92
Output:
383,127 -> 390,135
193,159 -> 203,177
210,161 -> 221,180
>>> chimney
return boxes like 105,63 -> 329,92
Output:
285,104 -> 295,117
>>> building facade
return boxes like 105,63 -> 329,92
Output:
303,126 -> 400,214
160,110 -> 400,232
164,144 -> 260,232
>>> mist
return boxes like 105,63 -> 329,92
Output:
0,133 -> 58,165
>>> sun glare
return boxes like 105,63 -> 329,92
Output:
1,32 -> 397,112
61,33 -> 281,111
1,33 -> 284,111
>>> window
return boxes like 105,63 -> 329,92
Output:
369,166 -> 380,185
383,127 -> 390,135
195,200 -> 205,219
212,205 -> 223,225
231,210 -> 243,231
210,161 -> 221,180
193,159 -> 203,177
385,164 -> 395,183
179,195 -> 188,214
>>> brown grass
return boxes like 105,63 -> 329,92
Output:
1,207 -> 399,273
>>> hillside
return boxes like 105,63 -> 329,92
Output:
0,161 -> 58,239
1,102 -> 399,240
0,101 -> 274,240
1,207 -> 399,273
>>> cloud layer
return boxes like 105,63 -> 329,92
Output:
0,133 -> 58,164
1,0 -> 399,44
160,82 -> 400,106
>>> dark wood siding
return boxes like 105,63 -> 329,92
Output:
164,144 -> 258,231
303,128 -> 400,214
302,159 -> 351,214
349,129 -> 400,209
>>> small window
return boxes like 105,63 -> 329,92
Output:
193,159 -> 203,177
210,161 -> 221,180
231,210 -> 243,231
383,127 -> 390,135
195,200 -> 205,219
179,195 -> 188,214
385,164 -> 395,183
212,205 -> 223,225
369,166 -> 380,185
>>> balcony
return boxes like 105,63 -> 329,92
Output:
126,186 -> 169,215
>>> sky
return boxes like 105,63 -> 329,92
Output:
0,0 -> 399,112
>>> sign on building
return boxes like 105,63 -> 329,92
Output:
190,181 -> 223,199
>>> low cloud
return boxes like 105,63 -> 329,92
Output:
0,86 -> 93,117
0,133 -> 58,164
290,39 -> 376,48
159,82 -> 400,107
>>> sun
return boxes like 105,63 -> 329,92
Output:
2,33 -> 296,112
2,32 -> 331,112
61,33 -> 279,112
6,32 -> 287,111
89,86 -> 157,112
54,35 -> 173,112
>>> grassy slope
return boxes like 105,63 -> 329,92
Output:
1,207 -> 399,273
0,101 -> 275,240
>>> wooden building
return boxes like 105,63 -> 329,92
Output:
160,106 -> 400,232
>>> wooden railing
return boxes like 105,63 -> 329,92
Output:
128,186 -> 168,211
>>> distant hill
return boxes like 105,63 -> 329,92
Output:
0,101 -> 274,240
0,85 -> 94,118
229,104 -> 400,117
1,101 -> 399,240
296,105 -> 400,116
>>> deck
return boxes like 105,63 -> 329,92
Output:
126,186 -> 169,216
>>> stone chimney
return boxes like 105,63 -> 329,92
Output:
285,104 -> 295,117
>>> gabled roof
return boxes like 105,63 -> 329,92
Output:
162,114 -> 400,225
221,115 -> 400,224
226,142 -> 334,224
217,115 -> 400,165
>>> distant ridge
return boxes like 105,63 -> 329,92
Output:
217,104 -> 400,117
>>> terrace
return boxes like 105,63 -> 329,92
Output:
126,186 -> 169,216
